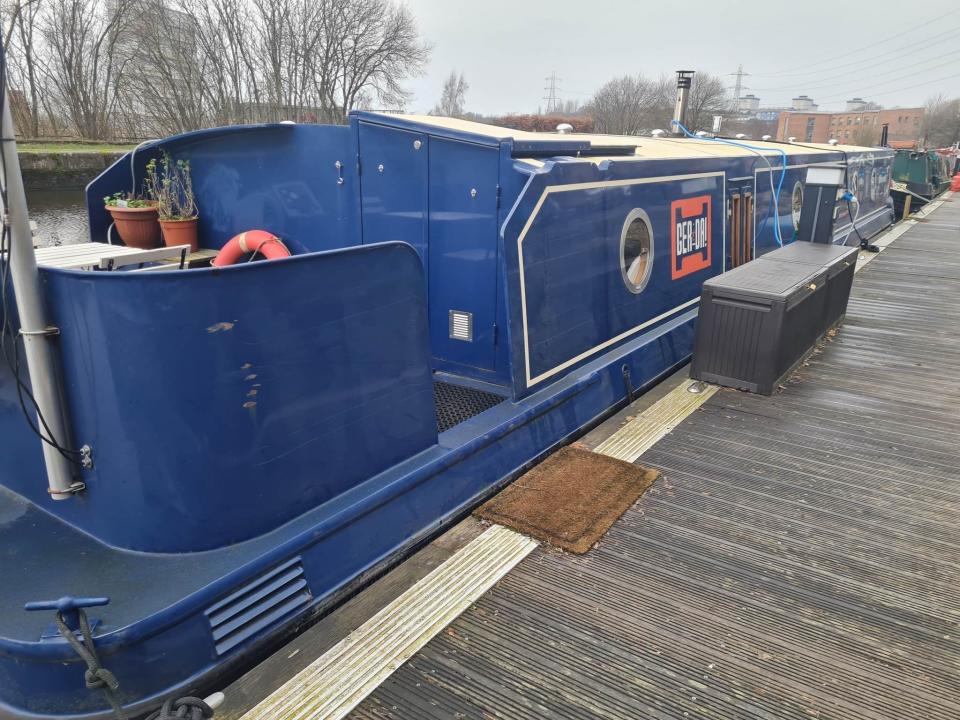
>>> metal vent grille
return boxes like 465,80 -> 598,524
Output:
434,381 -> 505,433
205,556 -> 311,656
449,310 -> 473,341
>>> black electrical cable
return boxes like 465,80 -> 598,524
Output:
0,37 -> 83,466
847,199 -> 879,252
0,192 -> 83,464
829,147 -> 881,251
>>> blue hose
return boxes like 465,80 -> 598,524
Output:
670,120 -> 788,247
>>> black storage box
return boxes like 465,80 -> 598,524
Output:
690,242 -> 858,395
770,241 -> 858,327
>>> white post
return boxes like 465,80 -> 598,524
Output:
0,81 -> 77,499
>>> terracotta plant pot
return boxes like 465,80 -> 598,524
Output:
105,204 -> 161,249
159,218 -> 199,253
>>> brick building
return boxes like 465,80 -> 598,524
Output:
776,107 -> 924,148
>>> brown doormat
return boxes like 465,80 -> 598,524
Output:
475,446 -> 660,554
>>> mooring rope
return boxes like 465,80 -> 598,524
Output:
54,608 -> 216,720
54,609 -> 127,720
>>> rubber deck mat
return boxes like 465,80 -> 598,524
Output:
351,199 -> 960,719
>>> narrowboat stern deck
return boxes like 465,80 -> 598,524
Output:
226,193 -> 960,719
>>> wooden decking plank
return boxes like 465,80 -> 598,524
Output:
350,194 -> 960,719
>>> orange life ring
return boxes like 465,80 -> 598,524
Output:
212,230 -> 291,267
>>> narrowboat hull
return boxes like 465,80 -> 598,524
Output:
890,148 -> 954,215
0,114 -> 895,717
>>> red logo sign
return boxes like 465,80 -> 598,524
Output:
671,196 -> 712,280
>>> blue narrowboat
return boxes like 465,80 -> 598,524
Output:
0,112 -> 895,718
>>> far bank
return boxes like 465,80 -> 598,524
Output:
17,142 -> 135,190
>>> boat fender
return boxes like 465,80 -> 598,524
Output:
212,230 -> 291,267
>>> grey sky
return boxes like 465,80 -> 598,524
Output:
400,0 -> 960,115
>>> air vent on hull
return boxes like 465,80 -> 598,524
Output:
205,556 -> 312,656
449,310 -> 473,341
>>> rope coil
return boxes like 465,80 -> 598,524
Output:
145,697 -> 215,720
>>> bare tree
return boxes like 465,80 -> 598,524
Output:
5,0 -> 430,139
554,98 -> 585,116
922,94 -> 960,147
175,0 -> 428,126
3,0 -> 46,136
319,0 -> 429,120
40,0 -> 132,139
118,0 -> 208,136
432,70 -> 468,117
850,124 -> 880,147
587,74 -> 663,135
684,71 -> 730,133
183,0 -> 262,126
251,0 -> 327,121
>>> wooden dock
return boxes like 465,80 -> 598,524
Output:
225,194 -> 959,720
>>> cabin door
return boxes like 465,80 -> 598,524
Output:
357,122 -> 429,271
727,183 -> 754,269
427,139 -> 500,372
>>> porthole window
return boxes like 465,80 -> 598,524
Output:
791,181 -> 803,230
620,209 -> 654,294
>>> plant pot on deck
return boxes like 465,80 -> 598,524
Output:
159,218 -> 199,253
105,204 -> 161,249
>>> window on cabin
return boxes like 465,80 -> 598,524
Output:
621,210 -> 654,294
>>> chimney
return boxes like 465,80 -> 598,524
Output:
672,70 -> 695,135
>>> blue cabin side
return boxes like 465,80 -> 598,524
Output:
0,113 -> 896,718
1,113 -> 897,554
4,114 -> 897,552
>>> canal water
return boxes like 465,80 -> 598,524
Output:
25,189 -> 88,246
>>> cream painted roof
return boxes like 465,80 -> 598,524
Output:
382,113 -> 861,161
790,141 -> 892,153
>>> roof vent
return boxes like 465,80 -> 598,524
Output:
556,123 -> 573,134
828,138 -> 839,145
650,129 -> 666,138
788,136 -> 797,143
761,135 -> 772,141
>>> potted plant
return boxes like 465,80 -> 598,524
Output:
104,192 -> 160,249
145,152 -> 200,252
